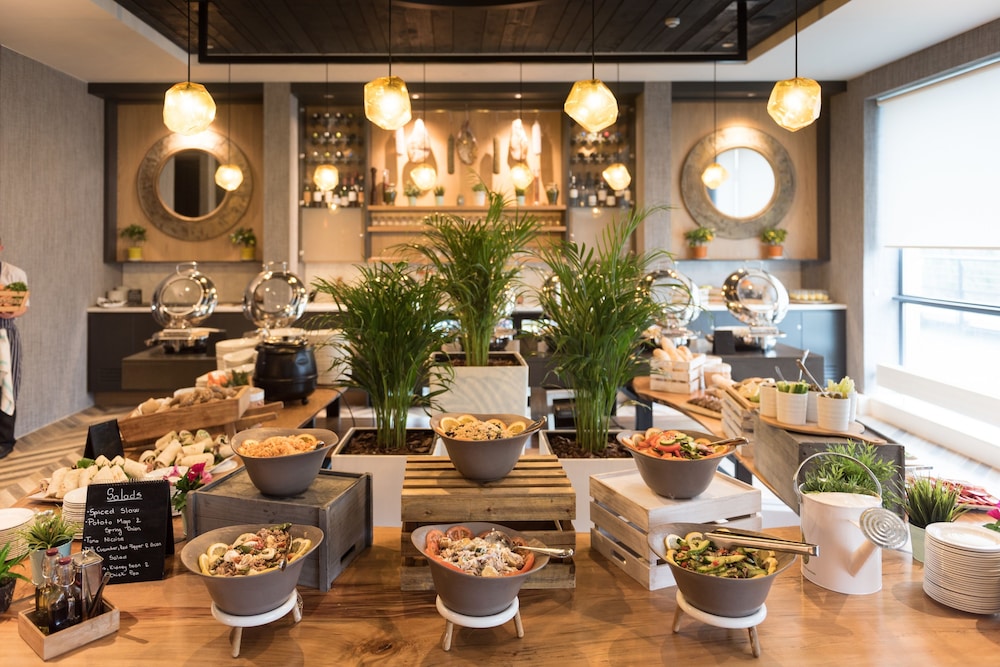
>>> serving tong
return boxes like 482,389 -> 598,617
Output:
703,527 -> 820,562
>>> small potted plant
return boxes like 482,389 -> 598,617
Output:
119,223 -> 147,261
761,227 -> 788,258
904,476 -> 966,562
683,227 -> 714,259
0,541 -> 30,613
404,182 -> 421,206
229,226 -> 257,261
434,185 -> 445,206
472,181 -> 488,206
18,510 -> 78,584
514,187 -> 526,206
383,182 -> 397,206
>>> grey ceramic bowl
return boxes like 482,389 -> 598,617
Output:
181,523 -> 324,616
648,522 -> 796,617
232,428 -> 338,497
431,413 -> 542,482
617,430 -> 735,499
411,521 -> 549,616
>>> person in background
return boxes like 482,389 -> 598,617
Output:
0,237 -> 28,459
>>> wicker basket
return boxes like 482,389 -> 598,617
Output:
0,289 -> 28,316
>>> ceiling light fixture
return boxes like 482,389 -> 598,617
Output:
564,0 -> 618,133
163,1 -> 216,135
602,63 -> 631,193
510,62 -> 534,192
313,63 -> 340,193
214,64 -> 244,192
767,0 -> 821,132
409,64 -> 437,191
702,62 -> 729,190
364,0 -> 412,131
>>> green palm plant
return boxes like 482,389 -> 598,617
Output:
532,207 -> 668,454
400,189 -> 539,367
311,262 -> 454,449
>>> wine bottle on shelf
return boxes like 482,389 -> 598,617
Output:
584,173 -> 597,207
568,174 -> 579,207
357,173 -> 366,206
596,178 -> 608,206
347,175 -> 358,207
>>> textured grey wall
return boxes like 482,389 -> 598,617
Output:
0,46 -> 113,436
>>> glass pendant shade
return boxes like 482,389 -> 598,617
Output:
767,77 -> 822,132
510,162 -> 534,190
564,79 -> 619,132
602,162 -> 631,191
410,163 -> 437,191
701,162 -> 729,189
364,75 -> 412,130
163,82 -> 216,135
313,164 -> 340,192
214,164 -> 244,191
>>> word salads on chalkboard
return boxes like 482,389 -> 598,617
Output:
82,480 -> 174,584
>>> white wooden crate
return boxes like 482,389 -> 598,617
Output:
590,469 -> 761,590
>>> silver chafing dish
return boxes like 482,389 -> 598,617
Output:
642,268 -> 702,343
149,262 -> 220,352
719,267 -> 789,351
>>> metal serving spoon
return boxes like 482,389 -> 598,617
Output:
484,529 -> 574,558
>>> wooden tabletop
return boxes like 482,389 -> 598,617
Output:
3,525 -> 997,665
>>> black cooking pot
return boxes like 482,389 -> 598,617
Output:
253,339 -> 318,404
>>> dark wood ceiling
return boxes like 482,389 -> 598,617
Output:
113,0 -> 823,64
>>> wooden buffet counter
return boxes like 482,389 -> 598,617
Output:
3,524 -> 997,665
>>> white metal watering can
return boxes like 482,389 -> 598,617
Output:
794,452 -> 907,595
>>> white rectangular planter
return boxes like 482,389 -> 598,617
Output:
539,430 -> 637,532
327,427 -> 442,528
430,351 -> 530,417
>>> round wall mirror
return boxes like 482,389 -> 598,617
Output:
137,131 -> 253,241
710,148 -> 775,218
680,127 -> 795,239
157,149 -> 226,219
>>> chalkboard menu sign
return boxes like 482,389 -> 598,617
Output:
82,480 -> 174,584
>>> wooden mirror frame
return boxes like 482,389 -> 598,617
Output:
680,126 -> 795,239
136,130 -> 253,241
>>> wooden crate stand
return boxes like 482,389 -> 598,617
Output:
117,386 -> 251,450
400,455 -> 577,591
188,468 -> 372,592
590,469 -> 762,590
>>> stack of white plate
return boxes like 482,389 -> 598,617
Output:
0,507 -> 35,558
923,522 -> 1000,614
62,486 -> 89,539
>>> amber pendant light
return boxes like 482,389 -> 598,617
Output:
702,62 -> 729,189
215,64 -> 244,192
510,63 -> 534,192
409,64 -> 436,191
163,1 -> 215,135
365,0 -> 412,131
602,63 -> 631,192
564,0 -> 618,133
313,64 -> 340,193
767,0 -> 821,132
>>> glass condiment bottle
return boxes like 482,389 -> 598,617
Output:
45,556 -> 81,633
34,547 -> 61,614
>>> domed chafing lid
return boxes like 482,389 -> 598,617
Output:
243,261 -> 308,330
642,268 -> 701,330
151,262 -> 218,328
722,267 -> 789,327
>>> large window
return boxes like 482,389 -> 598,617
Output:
877,60 -> 1000,410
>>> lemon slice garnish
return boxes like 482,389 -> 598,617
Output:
439,416 -> 461,432
198,553 -> 212,575
506,421 -> 527,435
485,418 -> 506,429
456,414 -> 477,425
207,542 -> 229,559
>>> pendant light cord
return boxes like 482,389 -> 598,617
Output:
793,0 -> 799,78
590,0 -> 596,80
387,0 -> 393,77
185,1 -> 192,82
226,63 -> 233,161
712,61 -> 719,160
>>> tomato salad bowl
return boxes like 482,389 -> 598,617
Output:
617,429 -> 746,499
411,522 -> 550,616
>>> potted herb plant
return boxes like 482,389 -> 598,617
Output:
229,226 -> 257,261
18,510 -> 77,585
119,223 -> 147,261
904,476 -> 966,562
472,181 -> 488,206
401,189 -> 538,415
311,262 -> 454,525
684,227 -> 714,259
761,227 -> 788,258
0,542 -> 30,613
434,185 -> 445,206
405,182 -> 421,206
514,187 -> 526,206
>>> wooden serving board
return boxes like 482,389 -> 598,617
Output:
680,400 -> 723,420
117,386 -> 250,447
759,414 -> 886,443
